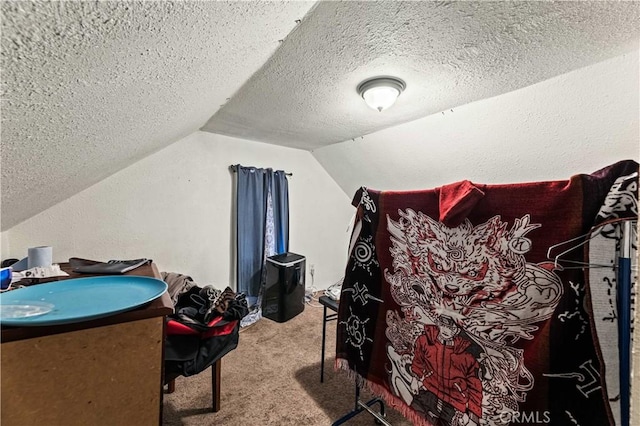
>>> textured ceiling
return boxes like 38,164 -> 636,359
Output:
202,1 -> 640,150
0,0 -> 315,230
2,1 -> 639,231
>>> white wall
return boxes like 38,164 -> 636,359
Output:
314,51 -> 639,194
0,231 -> 9,262
4,132 -> 355,291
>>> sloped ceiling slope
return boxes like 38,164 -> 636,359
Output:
2,1 -> 639,232
202,1 -> 640,150
0,0 -> 315,230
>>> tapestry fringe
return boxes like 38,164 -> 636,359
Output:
335,358 -> 437,426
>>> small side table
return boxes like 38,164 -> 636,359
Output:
319,295 -> 339,382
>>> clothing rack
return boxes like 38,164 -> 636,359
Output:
229,164 -> 292,176
332,164 -> 637,426
549,219 -> 634,426
332,220 -> 636,426
332,384 -> 391,426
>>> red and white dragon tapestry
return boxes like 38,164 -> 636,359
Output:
336,160 -> 638,426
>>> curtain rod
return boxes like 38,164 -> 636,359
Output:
229,164 -> 292,177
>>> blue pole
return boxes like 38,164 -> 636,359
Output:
618,220 -> 632,426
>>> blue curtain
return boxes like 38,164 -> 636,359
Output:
235,166 -> 289,305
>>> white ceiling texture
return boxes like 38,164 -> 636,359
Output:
2,1 -> 639,231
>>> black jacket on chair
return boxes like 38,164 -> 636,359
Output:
163,282 -> 249,378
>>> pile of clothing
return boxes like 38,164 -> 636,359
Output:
162,272 -> 249,378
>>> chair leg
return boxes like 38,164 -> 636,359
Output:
321,305 -> 328,382
211,359 -> 221,412
167,379 -> 175,394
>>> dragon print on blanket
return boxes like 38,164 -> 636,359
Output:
335,160 -> 638,426
385,213 -> 561,425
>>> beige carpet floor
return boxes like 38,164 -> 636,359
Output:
162,298 -> 412,425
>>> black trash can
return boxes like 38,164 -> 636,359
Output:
262,252 -> 306,322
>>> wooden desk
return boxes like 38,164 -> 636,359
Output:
1,262 -> 173,426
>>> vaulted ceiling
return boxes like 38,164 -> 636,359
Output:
2,1 -> 639,231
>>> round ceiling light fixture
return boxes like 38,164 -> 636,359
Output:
357,76 -> 406,112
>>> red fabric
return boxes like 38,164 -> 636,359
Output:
411,325 -> 482,417
200,320 -> 238,338
336,160 -> 638,426
166,316 -> 238,338
438,180 -> 485,227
